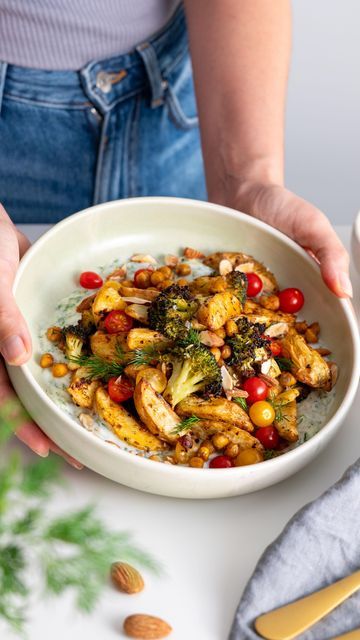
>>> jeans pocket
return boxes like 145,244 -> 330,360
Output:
164,54 -> 199,130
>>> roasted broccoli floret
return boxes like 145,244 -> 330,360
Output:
163,343 -> 222,407
148,284 -> 198,340
62,323 -> 88,370
227,317 -> 269,376
226,271 -> 248,303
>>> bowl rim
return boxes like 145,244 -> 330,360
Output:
12,196 -> 360,481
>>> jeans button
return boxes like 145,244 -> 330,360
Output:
96,71 -> 112,93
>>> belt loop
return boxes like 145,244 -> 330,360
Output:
0,62 -> 8,115
136,42 -> 167,108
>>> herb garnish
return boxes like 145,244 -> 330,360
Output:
275,357 -> 293,372
171,415 -> 200,435
70,344 -> 125,380
233,397 -> 248,412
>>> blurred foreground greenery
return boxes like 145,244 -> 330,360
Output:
0,399 -> 159,636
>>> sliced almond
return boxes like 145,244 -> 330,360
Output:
199,330 -> 225,347
234,262 -> 255,273
219,258 -> 233,276
79,413 -> 94,430
220,365 -> 234,393
164,254 -> 179,267
264,322 -> 289,338
131,254 -> 157,264
125,304 -> 149,323
121,296 -> 151,304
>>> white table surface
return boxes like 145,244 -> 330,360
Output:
4,224 -> 359,640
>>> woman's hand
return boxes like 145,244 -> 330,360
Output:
230,182 -> 352,298
0,205 -> 82,467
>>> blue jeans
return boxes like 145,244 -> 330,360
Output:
0,5 -> 206,224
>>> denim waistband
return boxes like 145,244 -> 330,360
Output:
0,4 -> 187,114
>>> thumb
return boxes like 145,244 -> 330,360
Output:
0,207 -> 32,364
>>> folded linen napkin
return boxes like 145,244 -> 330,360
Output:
229,459 -> 360,639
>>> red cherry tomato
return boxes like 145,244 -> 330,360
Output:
79,271 -> 103,289
133,268 -> 154,288
104,310 -> 133,334
246,273 -> 263,297
278,287 -> 304,313
255,426 -> 280,449
242,377 -> 268,405
269,340 -> 282,357
209,455 -> 233,469
108,376 -> 134,403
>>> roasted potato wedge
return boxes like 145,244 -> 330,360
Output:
189,276 -> 227,295
203,251 -> 278,293
197,291 -> 242,331
191,420 -> 263,451
177,396 -> 254,432
76,293 -> 96,312
90,330 -> 127,362
281,328 -> 331,389
94,387 -> 166,451
135,367 -> 167,393
127,328 -> 171,351
274,399 -> 298,442
67,367 -> 101,409
133,380 -> 181,443
92,284 -> 127,323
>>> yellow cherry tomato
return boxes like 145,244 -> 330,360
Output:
234,448 -> 264,466
249,401 -> 275,428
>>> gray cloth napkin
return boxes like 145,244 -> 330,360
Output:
229,459 -> 360,639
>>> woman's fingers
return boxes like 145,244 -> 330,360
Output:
0,205 -> 32,364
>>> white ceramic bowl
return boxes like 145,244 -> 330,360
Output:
7,197 -> 360,499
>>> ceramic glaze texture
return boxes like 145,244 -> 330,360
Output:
6,197 -> 360,499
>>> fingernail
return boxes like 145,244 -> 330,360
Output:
69,460 -> 83,470
339,272 -> 353,297
33,447 -> 49,458
0,335 -> 27,364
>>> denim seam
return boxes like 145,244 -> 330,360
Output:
3,93 -> 92,110
93,111 -> 111,204
165,84 -> 199,130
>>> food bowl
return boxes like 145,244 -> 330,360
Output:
7,197 -> 360,499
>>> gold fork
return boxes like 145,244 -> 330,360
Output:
254,569 -> 360,639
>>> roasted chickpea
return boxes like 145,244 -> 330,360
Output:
135,271 -> 152,288
176,263 -> 192,276
177,278 -> 189,287
51,363 -> 69,378
189,456 -> 204,468
46,326 -> 62,342
212,433 -> 230,450
214,327 -> 226,339
122,279 -> 134,288
198,445 -> 211,461
150,270 -> 165,286
225,319 -> 238,337
224,443 -> 239,459
158,265 -> 173,278
210,347 -> 221,362
40,353 -> 54,368
221,345 -> 232,360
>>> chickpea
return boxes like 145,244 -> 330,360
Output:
214,327 -> 226,339
210,347 -> 221,362
189,456 -> 204,468
174,441 -> 189,464
51,363 -> 69,378
150,270 -> 165,286
46,326 -> 62,342
135,271 -> 152,288
224,443 -> 239,459
158,265 -> 173,278
122,279 -> 133,288
157,278 -> 173,290
40,353 -> 54,368
225,319 -> 238,337
212,433 -> 230,450
176,263 -> 192,276
202,439 -> 215,454
279,372 -> 297,387
221,345 -> 232,360
234,448 -> 264,466
198,445 -> 211,461
177,278 -> 189,287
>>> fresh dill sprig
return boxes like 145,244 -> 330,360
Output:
268,398 -> 290,423
275,357 -> 293,372
127,345 -> 162,367
263,449 -> 280,461
233,397 -> 248,412
70,344 -> 126,381
171,415 -> 200,435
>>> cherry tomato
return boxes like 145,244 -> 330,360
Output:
249,401 -> 275,428
242,377 -> 268,405
278,287 -> 304,313
255,426 -> 280,449
104,310 -> 133,334
246,273 -> 263,297
79,271 -> 103,289
269,340 -> 282,357
108,376 -> 134,403
134,268 -> 154,288
209,455 -> 233,469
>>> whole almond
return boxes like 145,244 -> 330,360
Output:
123,614 -> 172,639
110,562 -> 144,594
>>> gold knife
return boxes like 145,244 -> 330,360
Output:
254,570 -> 360,640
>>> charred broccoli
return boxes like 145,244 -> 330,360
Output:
148,284 -> 198,340
227,317 -> 269,376
163,343 -> 222,407
226,271 -> 248,303
62,323 -> 88,370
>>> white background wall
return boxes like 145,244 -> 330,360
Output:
286,0 -> 360,224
